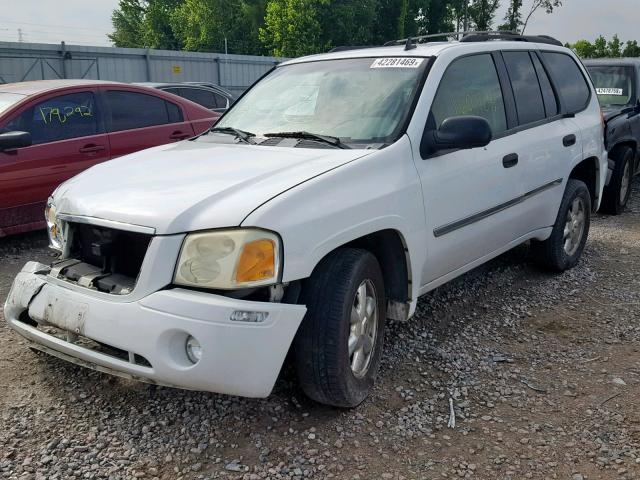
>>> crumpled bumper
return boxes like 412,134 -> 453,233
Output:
3,262 -> 306,398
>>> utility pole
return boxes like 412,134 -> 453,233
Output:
18,28 -> 24,42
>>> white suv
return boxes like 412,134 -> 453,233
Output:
4,33 -> 606,407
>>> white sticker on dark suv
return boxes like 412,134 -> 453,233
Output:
596,88 -> 624,96
370,58 -> 424,69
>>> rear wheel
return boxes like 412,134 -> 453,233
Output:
601,146 -> 634,215
532,179 -> 591,272
294,248 -> 386,407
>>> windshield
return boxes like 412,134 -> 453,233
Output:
0,92 -> 26,115
216,57 -> 429,146
588,66 -> 636,107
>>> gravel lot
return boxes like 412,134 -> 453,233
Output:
1,181 -> 639,480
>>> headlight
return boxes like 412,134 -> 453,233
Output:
45,198 -> 64,251
174,229 -> 281,289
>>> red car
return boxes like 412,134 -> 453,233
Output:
0,80 -> 219,237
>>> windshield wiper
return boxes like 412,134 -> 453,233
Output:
264,131 -> 351,149
209,126 -> 256,145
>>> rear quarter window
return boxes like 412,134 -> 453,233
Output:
542,52 -> 591,114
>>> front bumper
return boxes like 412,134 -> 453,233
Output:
4,262 -> 306,398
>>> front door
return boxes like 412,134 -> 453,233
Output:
414,53 -> 526,285
0,90 -> 109,233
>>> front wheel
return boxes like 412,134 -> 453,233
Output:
294,248 -> 386,407
531,179 -> 591,272
601,146 -> 634,215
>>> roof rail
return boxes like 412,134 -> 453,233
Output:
383,30 -> 563,48
460,32 -> 563,46
328,45 -> 381,53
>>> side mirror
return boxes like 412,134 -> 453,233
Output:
431,116 -> 492,152
0,131 -> 32,151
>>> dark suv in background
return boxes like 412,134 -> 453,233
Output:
136,82 -> 235,113
585,59 -> 640,214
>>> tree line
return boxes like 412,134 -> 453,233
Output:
568,36 -> 640,59
109,0 -> 562,57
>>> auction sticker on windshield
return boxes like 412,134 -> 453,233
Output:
596,88 -> 624,96
370,58 -> 424,69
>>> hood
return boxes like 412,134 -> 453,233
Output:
55,140 -> 372,234
601,105 -> 630,123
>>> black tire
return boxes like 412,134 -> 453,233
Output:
294,248 -> 386,408
531,179 -> 591,272
600,146 -> 634,215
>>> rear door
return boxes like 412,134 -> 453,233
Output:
0,89 -> 109,232
100,88 -> 196,158
500,50 -> 581,230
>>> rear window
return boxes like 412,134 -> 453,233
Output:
179,88 -> 217,109
105,90 -> 183,132
542,52 -> 591,113
503,51 -> 546,125
587,65 -> 636,107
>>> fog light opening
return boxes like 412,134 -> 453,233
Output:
185,335 -> 202,364
230,311 -> 268,323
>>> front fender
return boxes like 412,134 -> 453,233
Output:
241,136 -> 427,308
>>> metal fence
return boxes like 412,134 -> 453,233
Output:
0,41 -> 286,97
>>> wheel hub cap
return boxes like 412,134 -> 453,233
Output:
349,280 -> 378,378
620,161 -> 631,204
563,197 -> 586,256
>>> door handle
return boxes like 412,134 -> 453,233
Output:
79,144 -> 106,154
502,153 -> 519,168
170,131 -> 190,140
563,134 -> 577,147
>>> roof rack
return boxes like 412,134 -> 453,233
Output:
384,31 -> 563,49
328,45 -> 381,53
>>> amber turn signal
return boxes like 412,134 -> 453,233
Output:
235,239 -> 276,283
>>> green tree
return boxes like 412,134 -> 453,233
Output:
571,39 -> 595,58
259,0 -> 327,57
623,40 -> 640,57
415,0 -> 457,36
607,34 -> 622,57
521,0 -> 561,34
499,0 -> 523,32
318,0 -> 379,49
109,0 -> 146,47
142,0 -> 182,49
593,35 -> 608,58
468,0 -> 500,31
172,0 -> 261,54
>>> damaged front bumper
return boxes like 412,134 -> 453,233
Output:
4,262 -> 306,398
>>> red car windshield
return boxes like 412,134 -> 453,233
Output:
0,92 -> 26,115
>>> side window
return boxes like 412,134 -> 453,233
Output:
213,92 -> 228,109
430,54 -> 507,134
6,92 -> 99,145
502,51 -> 546,125
541,52 -> 590,113
166,101 -> 183,123
180,88 -> 216,109
531,54 -> 558,117
105,91 -> 180,132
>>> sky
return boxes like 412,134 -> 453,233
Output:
0,0 -> 638,47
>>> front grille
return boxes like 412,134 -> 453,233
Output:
53,222 -> 152,294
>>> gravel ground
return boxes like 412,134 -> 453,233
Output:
1,180 -> 639,480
